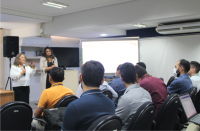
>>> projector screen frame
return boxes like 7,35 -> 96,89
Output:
81,37 -> 140,76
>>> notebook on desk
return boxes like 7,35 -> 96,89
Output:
179,94 -> 200,125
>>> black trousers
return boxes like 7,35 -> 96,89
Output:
46,73 -> 51,89
13,86 -> 30,104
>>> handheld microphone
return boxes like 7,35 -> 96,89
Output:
52,59 -> 54,64
23,64 -> 26,76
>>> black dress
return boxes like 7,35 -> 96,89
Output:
46,62 -> 53,89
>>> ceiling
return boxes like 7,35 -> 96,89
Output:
109,14 -> 200,30
1,0 -> 200,38
0,14 -> 48,29
1,0 -> 133,16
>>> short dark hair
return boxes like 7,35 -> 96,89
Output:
117,64 -> 122,71
42,46 -> 55,59
179,59 -> 190,73
81,60 -> 105,87
50,67 -> 64,82
135,65 -> 147,78
120,62 -> 137,84
137,62 -> 146,69
190,61 -> 200,73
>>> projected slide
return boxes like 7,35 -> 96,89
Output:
82,40 -> 139,73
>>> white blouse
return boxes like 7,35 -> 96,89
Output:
10,65 -> 36,87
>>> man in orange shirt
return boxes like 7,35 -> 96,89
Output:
32,67 -> 74,129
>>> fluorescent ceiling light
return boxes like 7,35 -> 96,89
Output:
42,0 -> 68,9
100,34 -> 108,36
133,23 -> 146,28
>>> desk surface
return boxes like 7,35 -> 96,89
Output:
0,89 -> 14,94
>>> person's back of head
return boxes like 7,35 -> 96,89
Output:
188,61 -> 200,76
179,59 -> 190,73
50,67 -> 64,83
120,62 -> 137,86
135,65 -> 147,82
116,64 -> 122,77
137,62 -> 146,69
81,60 -> 105,88
117,64 -> 122,71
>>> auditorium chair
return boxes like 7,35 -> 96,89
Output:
188,87 -> 197,104
0,101 -> 46,130
102,90 -> 113,100
32,95 -> 78,131
195,90 -> 200,113
54,95 -> 78,108
166,76 -> 176,87
154,94 -> 180,130
87,115 -> 122,131
126,101 -> 156,130
159,77 -> 164,82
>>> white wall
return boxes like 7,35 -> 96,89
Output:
140,34 -> 200,84
10,24 -> 41,38
51,36 -> 80,47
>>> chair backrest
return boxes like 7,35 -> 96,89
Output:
155,94 -> 180,130
87,115 -> 122,131
102,90 -> 113,100
159,77 -> 164,82
166,76 -> 176,87
195,90 -> 200,113
54,95 -> 78,108
126,101 -> 156,130
0,101 -> 33,130
188,87 -> 197,104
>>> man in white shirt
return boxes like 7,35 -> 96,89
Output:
77,81 -> 118,101
188,61 -> 200,91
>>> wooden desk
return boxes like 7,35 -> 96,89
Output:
0,89 -> 14,106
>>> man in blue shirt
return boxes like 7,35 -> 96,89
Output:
62,60 -> 115,131
167,59 -> 192,95
109,64 -> 126,103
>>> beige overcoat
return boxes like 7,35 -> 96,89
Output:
40,57 -> 58,95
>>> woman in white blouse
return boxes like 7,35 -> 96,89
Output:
10,53 -> 36,104
40,47 -> 58,94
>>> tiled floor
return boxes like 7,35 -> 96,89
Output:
30,101 -> 38,117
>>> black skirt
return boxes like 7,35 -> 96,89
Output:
13,86 -> 30,104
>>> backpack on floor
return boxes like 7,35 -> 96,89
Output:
43,107 -> 67,130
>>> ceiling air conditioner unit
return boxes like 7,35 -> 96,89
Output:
156,22 -> 200,34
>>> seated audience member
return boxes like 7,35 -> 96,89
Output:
137,62 -> 146,69
109,64 -> 126,103
188,61 -> 200,91
77,81 -> 118,101
32,67 -> 74,129
167,59 -> 192,95
62,61 -> 115,130
135,65 -> 167,118
115,63 -> 152,130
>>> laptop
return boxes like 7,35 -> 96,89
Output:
179,94 -> 200,125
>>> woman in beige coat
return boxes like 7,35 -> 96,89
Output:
40,47 -> 58,94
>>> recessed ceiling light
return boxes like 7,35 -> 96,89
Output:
42,0 -> 68,9
100,34 -> 108,36
133,23 -> 146,28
